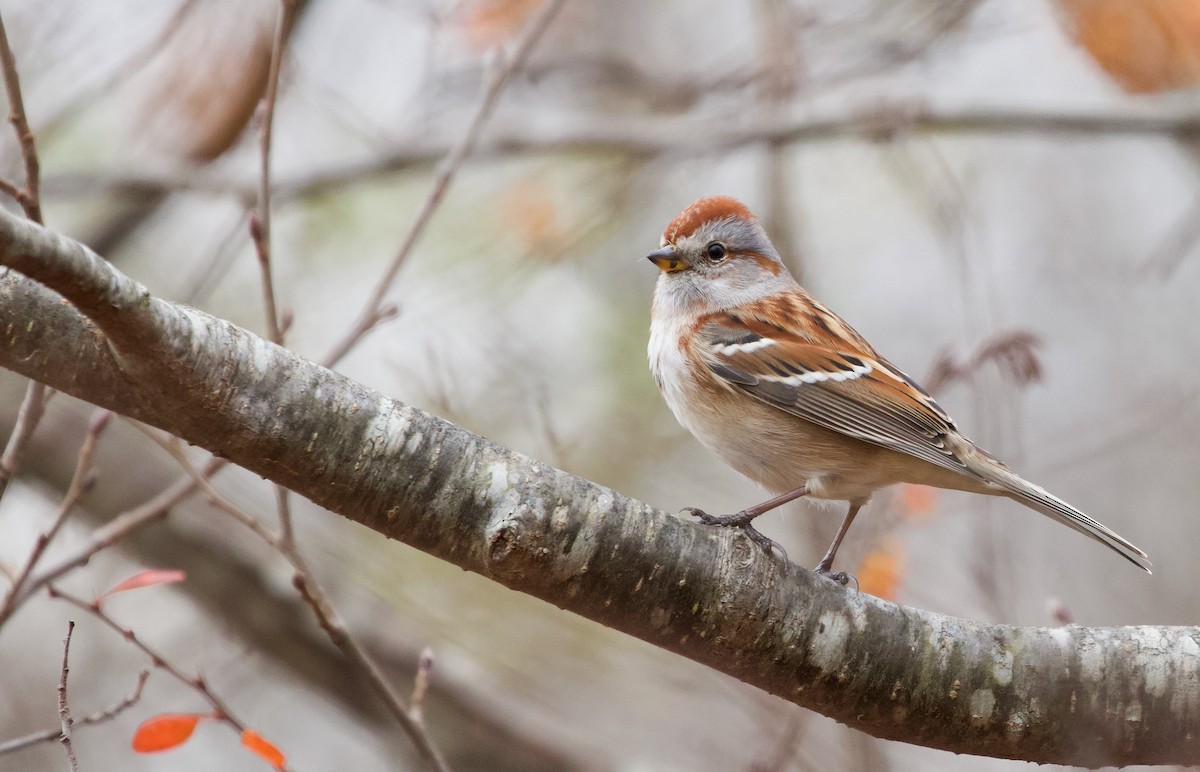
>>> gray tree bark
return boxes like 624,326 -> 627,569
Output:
0,208 -> 1196,767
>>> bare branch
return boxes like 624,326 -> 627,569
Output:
322,0 -> 568,366
0,381 -> 49,496
0,411 -> 111,629
47,586 -> 289,769
39,102 -> 1200,207
292,571 -> 450,771
57,621 -> 79,772
0,670 -> 149,756
134,429 -> 280,544
0,173 -> 20,203
0,8 -> 50,510
250,0 -> 297,347
137,422 -> 451,771
12,457 -> 229,614
0,212 -> 1191,767
924,330 -> 1043,395
0,9 -> 42,223
409,647 -> 434,729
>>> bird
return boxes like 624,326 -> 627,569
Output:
645,195 -> 1151,582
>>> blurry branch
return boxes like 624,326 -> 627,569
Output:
140,429 -> 451,772
0,11 -> 41,222
0,670 -> 149,756
0,411 -> 110,630
11,455 -> 229,611
754,0 -> 806,283
322,0 -> 567,365
82,1 -> 309,257
251,0 -> 295,347
40,101 -> 1200,205
0,210 -> 1194,768
291,572 -> 449,771
408,648 -> 434,729
924,331 -> 1043,394
251,0 -> 299,639
29,1 -> 196,144
0,8 -> 48,507
1143,194 -> 1200,278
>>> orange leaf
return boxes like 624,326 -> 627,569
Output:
501,178 -> 566,259
898,484 -> 938,523
242,730 -> 287,769
103,569 -> 187,599
459,0 -> 545,50
132,713 -> 201,753
1058,0 -> 1200,93
855,539 -> 903,602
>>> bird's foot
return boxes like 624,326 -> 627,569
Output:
683,507 -> 788,560
813,564 -> 857,589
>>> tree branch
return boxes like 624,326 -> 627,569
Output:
0,210 -> 1196,767
38,101 -> 1200,205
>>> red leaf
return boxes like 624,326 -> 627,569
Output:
132,713 -> 201,753
242,729 -> 287,769
103,569 -> 187,599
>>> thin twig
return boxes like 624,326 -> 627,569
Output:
292,571 -> 451,772
0,670 -> 149,756
321,0 -> 567,367
250,0 -> 296,347
46,587 -> 295,769
57,621 -> 79,772
0,9 -> 42,223
408,647 -> 434,728
0,173 -> 19,202
41,102 -> 1200,207
273,485 -> 295,552
134,430 -> 279,545
136,422 -> 451,771
249,1 -> 302,551
0,411 -> 111,629
0,381 -> 48,498
0,9 -> 51,512
12,457 -> 230,615
923,330 -> 1042,395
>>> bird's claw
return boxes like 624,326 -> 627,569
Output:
683,507 -> 789,561
815,568 -> 857,589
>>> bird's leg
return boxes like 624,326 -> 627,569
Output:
683,484 -> 809,559
813,501 -> 864,585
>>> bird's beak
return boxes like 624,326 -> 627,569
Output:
646,245 -> 690,273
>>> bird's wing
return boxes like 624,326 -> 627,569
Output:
695,300 -> 977,479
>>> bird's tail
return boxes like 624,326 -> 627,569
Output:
951,437 -> 1152,573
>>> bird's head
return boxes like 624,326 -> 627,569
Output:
647,196 -> 793,313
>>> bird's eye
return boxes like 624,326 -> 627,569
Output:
706,242 -> 727,261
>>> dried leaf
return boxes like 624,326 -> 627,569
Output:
242,729 -> 287,769
103,569 -> 187,599
131,713 -> 201,753
1059,0 -> 1200,93
855,539 -> 903,602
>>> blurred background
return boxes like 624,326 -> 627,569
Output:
1,0 -> 1198,769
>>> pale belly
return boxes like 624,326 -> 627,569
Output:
651,334 -> 895,502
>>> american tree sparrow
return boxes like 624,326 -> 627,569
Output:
646,196 -> 1150,582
